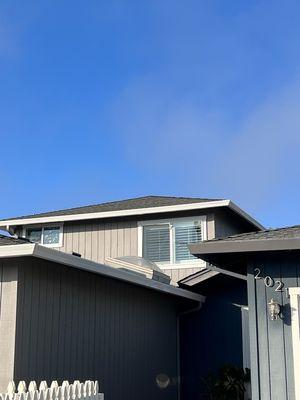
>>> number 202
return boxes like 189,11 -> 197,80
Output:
254,268 -> 284,292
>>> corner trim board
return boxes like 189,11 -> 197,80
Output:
289,287 -> 300,400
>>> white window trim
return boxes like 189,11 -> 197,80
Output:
22,223 -> 64,248
137,216 -> 207,269
289,287 -> 300,400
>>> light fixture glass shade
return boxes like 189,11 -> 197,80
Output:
268,298 -> 281,320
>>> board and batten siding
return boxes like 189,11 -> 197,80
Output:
59,220 -> 138,263
247,252 -> 300,400
0,259 -> 18,392
17,211 -> 218,282
13,257 -> 180,400
58,218 -> 212,282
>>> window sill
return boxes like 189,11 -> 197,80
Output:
41,243 -> 62,248
26,242 -> 62,249
158,261 -> 206,270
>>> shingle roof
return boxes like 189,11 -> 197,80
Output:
188,225 -> 300,276
206,225 -> 300,243
1,195 -> 221,221
0,234 -> 30,246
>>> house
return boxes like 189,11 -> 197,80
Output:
0,196 -> 264,282
0,234 -> 203,399
189,225 -> 300,400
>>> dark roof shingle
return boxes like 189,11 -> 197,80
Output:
1,195 -> 221,221
206,225 -> 300,243
0,234 -> 31,246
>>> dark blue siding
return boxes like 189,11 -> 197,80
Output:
180,277 -> 247,399
13,257 -> 181,400
248,252 -> 300,400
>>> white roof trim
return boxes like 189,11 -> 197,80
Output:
0,243 -> 204,303
0,200 -> 264,229
0,243 -> 35,257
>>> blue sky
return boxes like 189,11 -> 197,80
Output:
1,0 -> 300,228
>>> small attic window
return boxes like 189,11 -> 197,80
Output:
25,225 -> 63,247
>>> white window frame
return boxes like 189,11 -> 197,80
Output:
138,216 -> 207,269
22,223 -> 64,248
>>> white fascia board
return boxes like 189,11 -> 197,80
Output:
0,199 -> 263,230
0,243 -> 35,257
0,243 -> 204,303
0,200 -> 230,226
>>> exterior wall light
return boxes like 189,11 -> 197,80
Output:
156,374 -> 170,389
268,298 -> 281,320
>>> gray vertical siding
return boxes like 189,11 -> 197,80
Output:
13,257 -> 180,400
60,220 -> 138,263
16,209 -> 255,284
167,267 -> 203,283
0,260 -> 18,392
59,217 -> 209,283
248,252 -> 300,400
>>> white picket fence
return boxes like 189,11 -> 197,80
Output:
0,380 -> 104,400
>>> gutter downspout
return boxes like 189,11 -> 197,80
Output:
176,298 -> 205,400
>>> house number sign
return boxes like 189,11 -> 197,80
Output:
254,268 -> 284,292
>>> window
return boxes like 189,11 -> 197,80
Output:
139,217 -> 206,268
25,225 -> 63,247
27,228 -> 42,244
174,220 -> 202,263
143,224 -> 170,263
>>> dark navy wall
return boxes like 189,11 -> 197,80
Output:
247,252 -> 300,400
180,276 -> 247,399
13,257 -> 184,400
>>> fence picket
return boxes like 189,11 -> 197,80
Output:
28,383 -> 37,393
17,382 -> 27,394
1,381 -> 103,400
7,382 -> 16,397
38,382 -> 47,392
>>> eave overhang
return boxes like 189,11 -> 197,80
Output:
0,243 -> 204,303
0,200 -> 264,230
189,237 -> 300,278
189,237 -> 300,255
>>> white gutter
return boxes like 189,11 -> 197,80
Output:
0,243 -> 204,303
0,200 -> 264,230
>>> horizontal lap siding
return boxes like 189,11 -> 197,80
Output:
13,257 -> 178,400
60,221 -> 138,264
249,253 -> 300,400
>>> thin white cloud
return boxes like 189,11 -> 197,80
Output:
109,76 -> 300,215
214,79 -> 300,209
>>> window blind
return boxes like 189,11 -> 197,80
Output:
143,225 -> 170,262
174,223 -> 202,262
